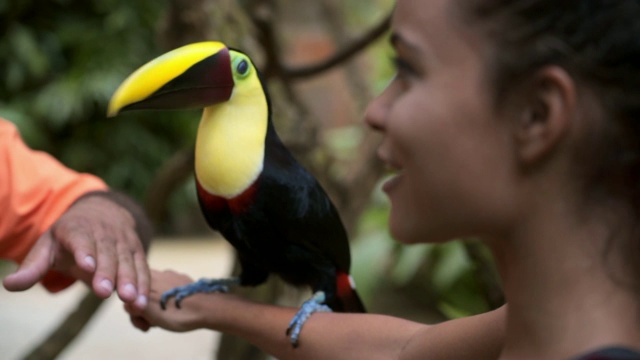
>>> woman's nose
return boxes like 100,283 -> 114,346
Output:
364,88 -> 390,132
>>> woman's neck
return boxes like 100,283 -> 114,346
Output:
490,200 -> 640,360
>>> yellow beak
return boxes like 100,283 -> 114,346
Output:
108,41 -> 234,117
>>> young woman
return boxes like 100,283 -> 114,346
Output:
126,0 -> 640,358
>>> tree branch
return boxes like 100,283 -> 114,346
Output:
280,13 -> 391,80
20,292 -> 104,360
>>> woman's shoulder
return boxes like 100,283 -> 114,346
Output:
573,346 -> 640,360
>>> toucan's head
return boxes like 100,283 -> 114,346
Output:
108,41 -> 269,199
107,41 -> 260,116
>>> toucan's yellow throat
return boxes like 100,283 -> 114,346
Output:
109,41 -> 269,199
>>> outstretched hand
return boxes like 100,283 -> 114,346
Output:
2,194 -> 150,310
125,269 -> 199,332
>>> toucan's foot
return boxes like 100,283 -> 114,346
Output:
160,277 -> 240,310
286,291 -> 332,348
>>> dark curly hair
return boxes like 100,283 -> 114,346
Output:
457,0 -> 640,291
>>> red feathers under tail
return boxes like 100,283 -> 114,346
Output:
336,271 -> 366,313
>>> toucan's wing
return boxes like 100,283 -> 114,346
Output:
261,145 -> 352,273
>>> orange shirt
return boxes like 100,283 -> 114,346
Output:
0,119 -> 108,290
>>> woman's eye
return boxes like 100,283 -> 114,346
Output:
390,57 -> 416,90
391,56 -> 416,76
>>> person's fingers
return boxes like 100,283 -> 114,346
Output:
124,303 -> 151,332
114,230 -> 138,303
133,250 -> 150,310
91,227 -> 117,298
51,220 -> 97,274
54,197 -> 150,303
130,315 -> 151,332
2,232 -> 55,291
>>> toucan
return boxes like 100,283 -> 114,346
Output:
108,41 -> 366,346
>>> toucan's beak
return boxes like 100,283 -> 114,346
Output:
108,42 -> 234,117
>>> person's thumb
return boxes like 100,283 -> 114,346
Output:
3,232 -> 55,291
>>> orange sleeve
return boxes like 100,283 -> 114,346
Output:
0,119 -> 108,290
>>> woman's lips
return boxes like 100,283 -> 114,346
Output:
382,171 -> 402,194
377,149 -> 403,194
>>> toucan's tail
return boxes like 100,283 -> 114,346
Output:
341,288 -> 367,313
334,271 -> 367,313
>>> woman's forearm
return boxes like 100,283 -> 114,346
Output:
130,270 -> 505,360
200,295 -> 505,360
201,294 -> 425,360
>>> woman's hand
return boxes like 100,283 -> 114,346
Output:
126,269 -> 209,332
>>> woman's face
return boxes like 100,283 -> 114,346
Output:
366,0 -> 519,244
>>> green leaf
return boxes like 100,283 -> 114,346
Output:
430,242 -> 471,292
390,244 -> 433,286
351,229 -> 395,303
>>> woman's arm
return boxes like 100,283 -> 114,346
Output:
128,270 -> 505,360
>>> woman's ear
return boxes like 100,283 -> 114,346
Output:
515,65 -> 577,165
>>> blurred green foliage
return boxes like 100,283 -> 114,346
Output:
0,0 -> 197,213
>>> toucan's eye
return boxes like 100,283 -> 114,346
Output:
237,59 -> 249,76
